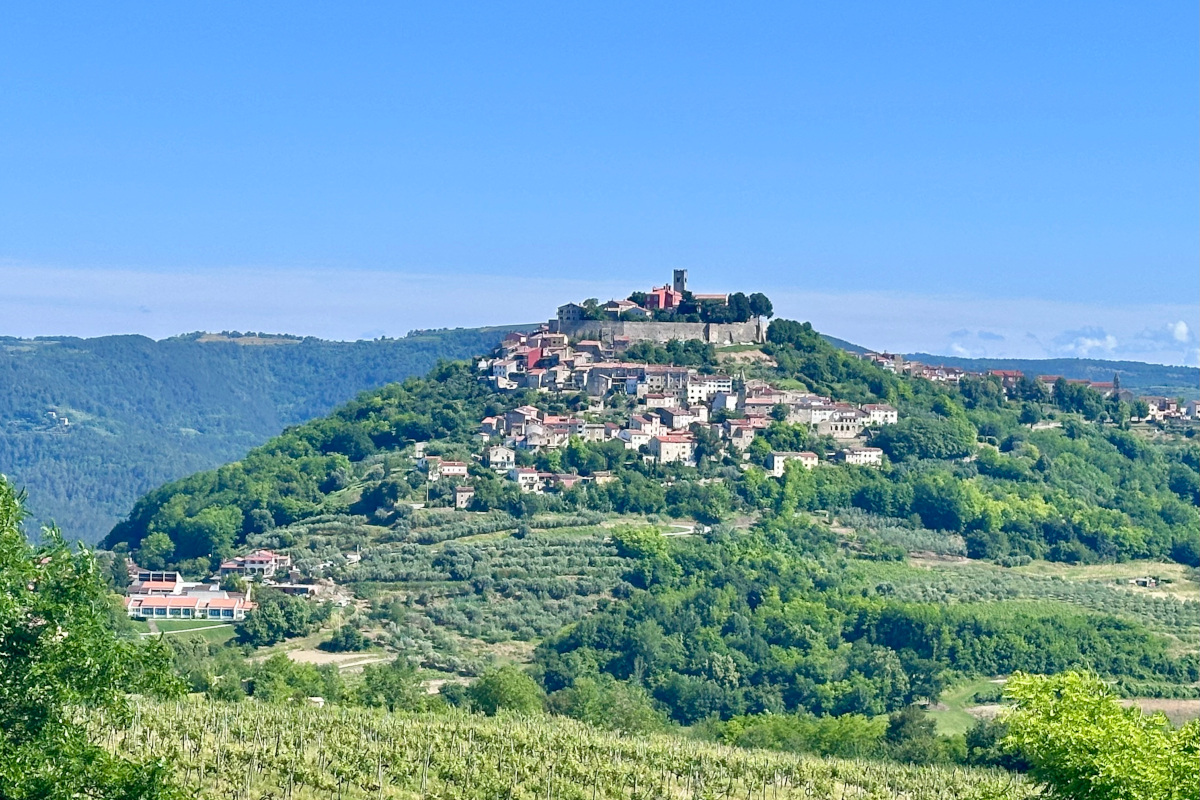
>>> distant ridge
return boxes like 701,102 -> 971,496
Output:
812,335 -> 1197,397
0,324 -> 533,543
902,354 -> 1198,396
819,334 -> 871,355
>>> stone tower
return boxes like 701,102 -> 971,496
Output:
672,269 -> 688,294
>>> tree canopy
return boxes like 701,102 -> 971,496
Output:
0,478 -> 181,799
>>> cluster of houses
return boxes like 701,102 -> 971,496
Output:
122,549 -> 324,622
1135,396 -> 1198,422
864,353 -> 1198,421
457,348 -> 899,493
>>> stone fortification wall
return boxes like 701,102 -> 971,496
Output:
551,318 -> 765,346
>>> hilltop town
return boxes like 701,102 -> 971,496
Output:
114,275 -> 1199,626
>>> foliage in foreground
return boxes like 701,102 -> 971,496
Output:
1002,671 -> 1199,800
98,700 -> 1036,800
0,478 -> 181,800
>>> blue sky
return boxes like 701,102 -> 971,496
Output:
2,4 -> 1196,363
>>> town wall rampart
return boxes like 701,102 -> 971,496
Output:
550,318 -> 765,345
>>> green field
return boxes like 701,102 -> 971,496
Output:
131,618 -> 237,644
854,557 -> 1200,651
927,677 -> 1005,736
104,701 -> 1036,800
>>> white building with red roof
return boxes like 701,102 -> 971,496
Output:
219,549 -> 293,578
124,591 -> 254,621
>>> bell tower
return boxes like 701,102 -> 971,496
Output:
672,269 -> 688,294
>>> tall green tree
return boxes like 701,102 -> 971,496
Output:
0,478 -> 182,799
469,665 -> 545,715
1002,671 -> 1199,800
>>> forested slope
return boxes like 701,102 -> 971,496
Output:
0,326 -> 526,541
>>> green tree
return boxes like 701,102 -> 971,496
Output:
747,292 -> 774,318
727,292 -> 752,322
1002,671 -> 1199,800
136,531 -> 175,569
359,658 -> 428,712
469,665 -> 545,716
320,623 -> 368,652
0,479 -> 182,800
548,675 -> 666,733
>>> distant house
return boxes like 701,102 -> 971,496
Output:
1140,396 -> 1180,421
618,429 -> 652,450
660,406 -> 704,430
628,414 -> 667,436
861,404 -> 898,426
573,340 -> 605,359
454,485 -> 476,509
643,393 -> 680,409
219,550 -> 292,578
580,423 -> 609,442
419,455 -> 443,478
726,422 -> 758,451
557,303 -> 586,323
687,374 -> 734,404
546,473 -> 586,491
711,391 -> 739,412
508,467 -> 541,492
768,451 -> 818,477
505,405 -> 543,435
439,461 -> 469,480
487,445 -> 516,471
838,447 -> 884,467
649,434 -> 696,464
645,285 -> 683,310
602,299 -> 649,319
743,394 -> 785,417
1036,375 -> 1062,393
988,369 -> 1025,390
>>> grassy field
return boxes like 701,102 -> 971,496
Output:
855,557 -> 1200,651
1012,559 -> 1200,600
129,618 -> 238,644
152,619 -> 232,632
928,677 -> 1005,737
101,701 -> 1037,800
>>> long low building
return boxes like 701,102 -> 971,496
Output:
124,588 -> 254,621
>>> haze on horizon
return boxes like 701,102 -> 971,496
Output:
1,4 -> 1196,365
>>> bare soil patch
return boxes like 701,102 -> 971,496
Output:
964,704 -> 1004,721
721,350 -> 776,366
284,649 -> 393,670
1120,698 -> 1200,727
